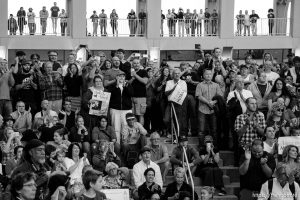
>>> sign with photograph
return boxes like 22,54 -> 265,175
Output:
89,90 -> 111,116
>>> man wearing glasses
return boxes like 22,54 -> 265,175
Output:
42,50 -> 62,74
11,139 -> 50,200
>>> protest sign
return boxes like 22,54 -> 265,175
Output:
101,189 -> 130,200
169,85 -> 187,105
278,136 -> 300,154
89,90 -> 111,116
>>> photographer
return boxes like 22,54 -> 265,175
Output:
69,115 -> 90,155
196,135 -> 226,196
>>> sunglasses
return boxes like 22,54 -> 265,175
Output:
276,109 -> 284,112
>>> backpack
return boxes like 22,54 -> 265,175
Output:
268,179 -> 296,200
227,92 -> 243,120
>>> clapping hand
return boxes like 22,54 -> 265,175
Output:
245,148 -> 251,160
260,156 -> 268,165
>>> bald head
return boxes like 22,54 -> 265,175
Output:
112,56 -> 120,68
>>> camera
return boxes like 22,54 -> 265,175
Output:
81,129 -> 86,134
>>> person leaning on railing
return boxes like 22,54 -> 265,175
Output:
59,9 -> 68,36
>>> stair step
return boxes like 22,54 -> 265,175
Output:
220,166 -> 240,183
224,182 -> 240,196
220,151 -> 235,166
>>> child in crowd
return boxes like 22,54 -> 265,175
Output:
199,186 -> 214,200
54,149 -> 68,172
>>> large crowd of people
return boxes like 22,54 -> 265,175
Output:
0,46 -> 300,200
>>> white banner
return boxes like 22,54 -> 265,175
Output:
278,136 -> 300,154
101,189 -> 130,200
89,90 -> 111,116
169,85 -> 187,105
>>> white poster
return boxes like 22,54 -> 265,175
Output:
101,189 -> 130,200
169,85 -> 187,105
89,90 -> 111,116
278,136 -> 300,154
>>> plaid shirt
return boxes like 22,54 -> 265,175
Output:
38,73 -> 63,101
234,111 -> 266,146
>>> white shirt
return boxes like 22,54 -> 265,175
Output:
34,110 -> 58,120
263,141 -> 275,154
265,71 -> 280,86
165,79 -> 187,101
227,89 -> 253,113
132,160 -> 163,188
258,178 -> 300,200
64,157 -> 90,185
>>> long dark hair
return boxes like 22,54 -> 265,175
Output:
67,143 -> 83,159
270,78 -> 291,98
66,63 -> 79,77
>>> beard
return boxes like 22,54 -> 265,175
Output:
23,67 -> 31,74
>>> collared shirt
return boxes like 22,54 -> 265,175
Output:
121,122 -> 147,144
99,13 -> 107,24
258,178 -> 300,200
195,80 -> 222,114
234,111 -> 266,146
38,73 -> 63,101
145,143 -> 169,162
133,160 -> 163,188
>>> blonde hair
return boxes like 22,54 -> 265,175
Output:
174,167 -> 186,177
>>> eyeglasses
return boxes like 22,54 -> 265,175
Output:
151,138 -> 160,141
23,183 -> 37,188
277,109 -> 284,112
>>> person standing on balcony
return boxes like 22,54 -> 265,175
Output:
166,9 -> 174,37
211,9 -> 218,36
59,9 -> 68,36
50,2 -> 60,35
191,9 -> 198,37
39,6 -> 49,36
90,11 -> 99,37
236,10 -> 244,36
204,8 -> 211,36
197,9 -> 204,36
250,10 -> 259,36
267,8 -> 275,36
127,9 -> 137,37
138,9 -> 147,37
171,8 -> 178,36
8,14 -> 18,35
17,7 -> 26,35
184,9 -> 192,37
161,10 -> 165,37
244,10 -> 251,36
99,9 -> 107,37
177,8 -> 184,37
110,9 -> 119,37
27,8 -> 36,35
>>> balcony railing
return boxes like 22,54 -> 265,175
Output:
8,17 -> 71,36
161,18 -> 220,37
86,18 -> 147,37
234,18 -> 291,36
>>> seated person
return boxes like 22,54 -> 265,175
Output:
196,135 -> 226,196
92,140 -> 121,173
69,115 -> 90,154
198,187 -> 214,200
47,128 -> 70,151
102,162 -> 130,189
133,147 -> 163,189
145,132 -> 170,182
163,167 -> 198,200
121,113 -> 147,164
34,100 -> 58,122
138,168 -> 162,200
170,136 -> 201,174
263,126 -> 277,157
91,115 -> 120,155
10,101 -> 32,133
5,145 -> 23,177
80,169 -> 107,200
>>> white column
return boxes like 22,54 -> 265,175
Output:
146,0 -> 161,39
70,0 -> 87,38
0,0 -> 8,37
290,0 -> 300,38
219,0 -> 235,38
